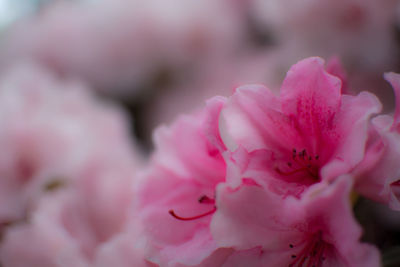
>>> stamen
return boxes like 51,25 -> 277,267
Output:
391,180 -> 400,186
168,206 -> 217,221
277,148 -> 320,181
198,195 -> 215,204
288,232 -> 326,267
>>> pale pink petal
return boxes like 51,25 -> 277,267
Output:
136,101 -> 226,266
211,181 -> 301,251
152,101 -> 225,187
220,84 -> 297,153
94,222 -> 155,267
280,57 -> 342,154
138,170 -> 215,247
352,73 -> 400,209
300,177 -> 380,267
211,176 -> 380,266
325,56 -> 349,94
321,91 -> 382,181
354,115 -> 400,210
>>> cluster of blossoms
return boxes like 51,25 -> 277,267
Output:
121,57 -> 390,266
0,1 -> 399,266
2,57 -> 397,266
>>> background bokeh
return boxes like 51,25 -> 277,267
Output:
1,0 -> 400,266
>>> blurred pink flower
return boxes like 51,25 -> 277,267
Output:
94,220 -> 158,267
0,161 -> 136,267
0,62 -> 140,230
0,0 -> 244,95
211,176 -> 380,266
354,72 -> 400,210
250,0 -> 399,72
219,57 -> 381,197
0,62 -> 141,266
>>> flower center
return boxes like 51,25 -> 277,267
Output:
168,195 -> 216,221
275,148 -> 320,184
288,231 -> 328,267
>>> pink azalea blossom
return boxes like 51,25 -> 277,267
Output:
135,97 -> 229,266
353,72 -> 400,210
211,176 -> 380,266
145,51 -> 349,139
247,0 -> 399,110
219,57 -> 381,197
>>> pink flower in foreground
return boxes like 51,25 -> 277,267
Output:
135,98 -> 229,266
219,57 -> 381,197
354,72 -> 400,210
211,176 -> 380,267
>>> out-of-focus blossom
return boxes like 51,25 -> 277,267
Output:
0,62 -> 139,230
94,220 -> 157,267
250,0 -> 399,72
0,160 -> 136,267
0,0 -> 245,95
0,62 -> 141,266
211,176 -> 380,267
219,57 -> 381,197
354,72 -> 400,210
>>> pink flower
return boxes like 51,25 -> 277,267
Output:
353,72 -> 400,210
135,97 -> 229,266
0,151 -> 138,267
211,176 -> 380,266
0,62 -> 140,233
250,0 -> 399,73
219,57 -> 381,197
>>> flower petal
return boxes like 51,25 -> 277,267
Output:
280,57 -> 342,154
